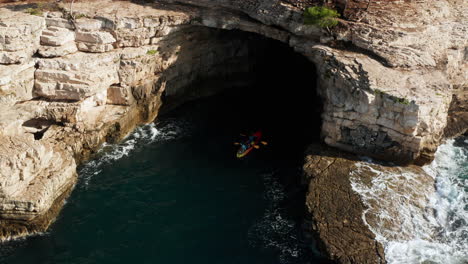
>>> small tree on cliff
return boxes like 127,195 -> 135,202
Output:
303,6 -> 340,32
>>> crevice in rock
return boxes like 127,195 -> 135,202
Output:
27,96 -> 81,104
22,118 -> 64,140
330,39 -> 392,67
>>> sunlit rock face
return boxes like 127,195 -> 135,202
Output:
0,1 -> 465,262
303,46 -> 453,165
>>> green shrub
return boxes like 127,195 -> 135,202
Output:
147,49 -> 158,55
303,6 -> 340,29
374,89 -> 383,95
75,13 -> 88,20
375,89 -> 411,105
395,97 -> 410,105
24,3 -> 62,17
25,7 -> 43,16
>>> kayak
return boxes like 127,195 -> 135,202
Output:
236,131 -> 262,158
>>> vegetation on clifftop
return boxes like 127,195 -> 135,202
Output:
147,49 -> 158,55
303,6 -> 340,29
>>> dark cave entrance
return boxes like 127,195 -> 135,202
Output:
160,28 -> 323,157
157,28 -> 325,261
245,32 -> 322,154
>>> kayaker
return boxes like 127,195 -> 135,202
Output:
240,142 -> 249,152
241,138 -> 251,150
235,130 -> 266,158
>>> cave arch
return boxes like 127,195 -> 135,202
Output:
156,26 -> 323,149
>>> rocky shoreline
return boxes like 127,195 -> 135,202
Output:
303,143 -> 441,263
303,144 -> 386,264
0,0 -> 466,262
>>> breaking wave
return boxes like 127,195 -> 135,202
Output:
351,137 -> 468,264
79,120 -> 186,185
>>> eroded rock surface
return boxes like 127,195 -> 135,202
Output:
303,145 -> 386,264
303,144 -> 437,263
0,10 -> 44,65
445,86 -> 468,138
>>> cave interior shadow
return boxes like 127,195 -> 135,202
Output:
157,27 -> 322,161
153,25 -> 326,261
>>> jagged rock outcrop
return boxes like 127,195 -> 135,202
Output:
444,86 -> 468,138
303,144 -> 437,264
0,0 -> 466,262
0,133 -> 77,240
303,144 -> 386,264
304,45 -> 453,164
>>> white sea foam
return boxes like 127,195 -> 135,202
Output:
350,138 -> 468,264
248,171 -> 305,263
79,121 -> 185,185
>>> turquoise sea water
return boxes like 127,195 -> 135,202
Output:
0,90 -> 325,264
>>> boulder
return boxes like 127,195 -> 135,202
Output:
0,49 -> 35,64
38,41 -> 78,58
75,18 -> 105,32
75,31 -> 116,44
40,27 -> 75,47
75,31 -> 116,52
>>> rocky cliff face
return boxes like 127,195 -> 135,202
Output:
0,0 -> 466,262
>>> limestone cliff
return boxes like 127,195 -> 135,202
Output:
0,0 -> 466,262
